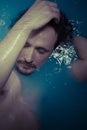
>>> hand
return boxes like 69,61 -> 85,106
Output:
23,0 -> 60,30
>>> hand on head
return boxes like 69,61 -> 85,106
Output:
25,0 -> 60,30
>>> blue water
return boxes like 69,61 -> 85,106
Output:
0,0 -> 87,130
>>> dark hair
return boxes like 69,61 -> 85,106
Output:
47,11 -> 73,49
9,9 -> 73,49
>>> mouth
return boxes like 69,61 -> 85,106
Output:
17,61 -> 37,69
16,63 -> 37,75
16,60 -> 37,75
21,64 -> 36,69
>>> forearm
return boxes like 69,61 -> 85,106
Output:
0,15 -> 32,88
71,60 -> 87,81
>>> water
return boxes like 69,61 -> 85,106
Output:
0,0 -> 87,130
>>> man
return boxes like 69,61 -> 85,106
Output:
0,0 -> 86,129
0,0 -> 67,129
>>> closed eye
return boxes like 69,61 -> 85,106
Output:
24,42 -> 30,48
36,47 -> 50,54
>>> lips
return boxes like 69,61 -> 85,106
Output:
22,64 -> 33,69
16,60 -> 37,70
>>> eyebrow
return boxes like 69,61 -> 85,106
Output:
25,42 -> 51,52
36,47 -> 51,52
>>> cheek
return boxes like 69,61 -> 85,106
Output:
18,50 -> 25,58
35,53 -> 51,65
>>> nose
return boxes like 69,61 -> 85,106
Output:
24,48 -> 34,63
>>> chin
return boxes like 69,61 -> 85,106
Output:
20,70 -> 34,75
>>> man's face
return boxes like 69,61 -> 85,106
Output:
16,26 -> 58,74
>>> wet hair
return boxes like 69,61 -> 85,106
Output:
9,9 -> 73,50
47,11 -> 73,49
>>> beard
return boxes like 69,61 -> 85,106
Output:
16,60 -> 37,75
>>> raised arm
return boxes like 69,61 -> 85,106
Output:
0,0 -> 60,88
71,36 -> 87,81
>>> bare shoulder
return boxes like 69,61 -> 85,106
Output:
4,72 -> 38,130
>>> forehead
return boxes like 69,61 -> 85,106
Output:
27,26 -> 58,49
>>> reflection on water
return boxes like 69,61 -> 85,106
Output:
51,43 -> 77,68
0,5 -> 11,40
0,19 -> 5,26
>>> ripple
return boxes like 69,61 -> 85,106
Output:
0,19 -> 5,26
50,43 -> 77,68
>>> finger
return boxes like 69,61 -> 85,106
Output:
47,1 -> 58,8
50,6 -> 59,13
51,11 -> 60,22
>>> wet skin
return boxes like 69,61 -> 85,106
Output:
16,25 -> 57,75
